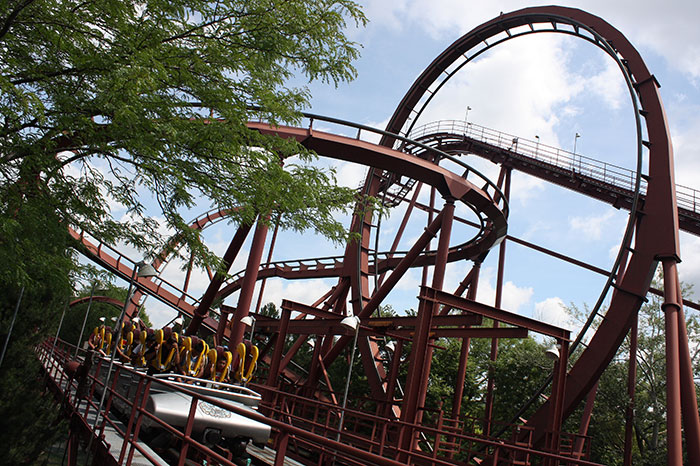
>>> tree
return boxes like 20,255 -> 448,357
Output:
0,195 -> 73,464
1,0 -> 366,272
0,1 -> 367,462
565,272 -> 700,465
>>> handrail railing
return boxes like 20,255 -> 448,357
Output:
409,119 -> 700,216
37,338 -> 406,466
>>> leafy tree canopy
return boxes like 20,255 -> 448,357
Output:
0,1 -> 367,462
1,0 -> 367,280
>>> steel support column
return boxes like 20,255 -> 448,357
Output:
265,307 -> 291,405
675,274 -> 700,465
254,216 -> 281,314
321,210 -> 446,371
397,287 -> 436,461
385,339 -> 404,418
421,185 -> 437,287
484,168 -> 510,436
661,259 -> 683,466
451,262 -> 481,419
399,199 -> 455,457
187,223 -> 252,335
416,199 -> 455,416
377,182 -> 424,288
548,339 -> 569,461
228,219 -> 270,347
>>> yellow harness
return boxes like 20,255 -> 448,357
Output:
132,330 -> 148,367
207,348 -> 233,382
235,342 -> 259,383
179,337 -> 208,377
151,329 -> 177,371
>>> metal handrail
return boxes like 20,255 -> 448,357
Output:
410,119 -> 700,215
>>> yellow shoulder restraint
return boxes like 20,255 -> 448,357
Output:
133,330 -> 147,366
103,330 -> 113,353
184,340 -> 209,377
235,342 -> 259,383
97,326 -> 106,351
152,329 -> 175,371
192,342 -> 209,376
151,328 -> 164,369
179,337 -> 192,373
207,348 -> 233,382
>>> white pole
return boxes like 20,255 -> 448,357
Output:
75,282 -> 97,358
0,286 -> 24,369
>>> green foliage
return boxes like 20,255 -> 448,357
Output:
423,332 -> 551,424
0,246 -> 72,464
0,1 -> 367,463
259,302 -> 280,319
566,271 -> 699,465
1,0 -> 367,273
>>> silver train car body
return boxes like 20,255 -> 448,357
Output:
92,358 -> 271,447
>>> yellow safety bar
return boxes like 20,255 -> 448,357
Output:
152,328 -> 177,371
235,342 -> 259,383
206,348 -> 233,382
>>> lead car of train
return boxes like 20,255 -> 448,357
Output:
90,354 -> 271,464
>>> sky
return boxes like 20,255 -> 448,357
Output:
105,0 -> 700,337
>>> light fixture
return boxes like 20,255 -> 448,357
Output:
386,341 -> 396,353
99,316 -> 106,323
307,339 -> 315,349
110,316 -> 118,322
88,257 -> 157,457
132,317 -> 140,324
340,315 -> 360,332
173,315 -> 184,327
337,314 -> 361,443
545,346 -> 560,361
240,315 -> 256,343
136,262 -> 158,278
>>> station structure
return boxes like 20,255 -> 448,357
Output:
39,6 -> 700,466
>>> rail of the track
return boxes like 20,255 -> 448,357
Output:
71,114 -> 509,320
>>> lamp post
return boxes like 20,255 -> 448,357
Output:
0,286 -> 24,370
87,261 -> 157,460
75,282 -> 98,357
241,315 -> 256,343
336,315 -> 360,443
573,132 -> 581,172
535,135 -> 540,155
464,106 -> 472,125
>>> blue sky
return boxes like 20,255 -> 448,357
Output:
117,1 -> 700,332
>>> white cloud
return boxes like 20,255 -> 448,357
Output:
585,56 -> 626,110
678,232 -> 700,300
414,34 -> 580,148
475,267 -> 534,314
336,160 -> 368,188
364,0 -> 700,81
510,172 -> 546,206
568,210 -> 615,241
534,296 -> 574,331
253,278 -> 338,309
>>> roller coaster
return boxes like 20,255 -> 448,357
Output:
39,6 -> 700,466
